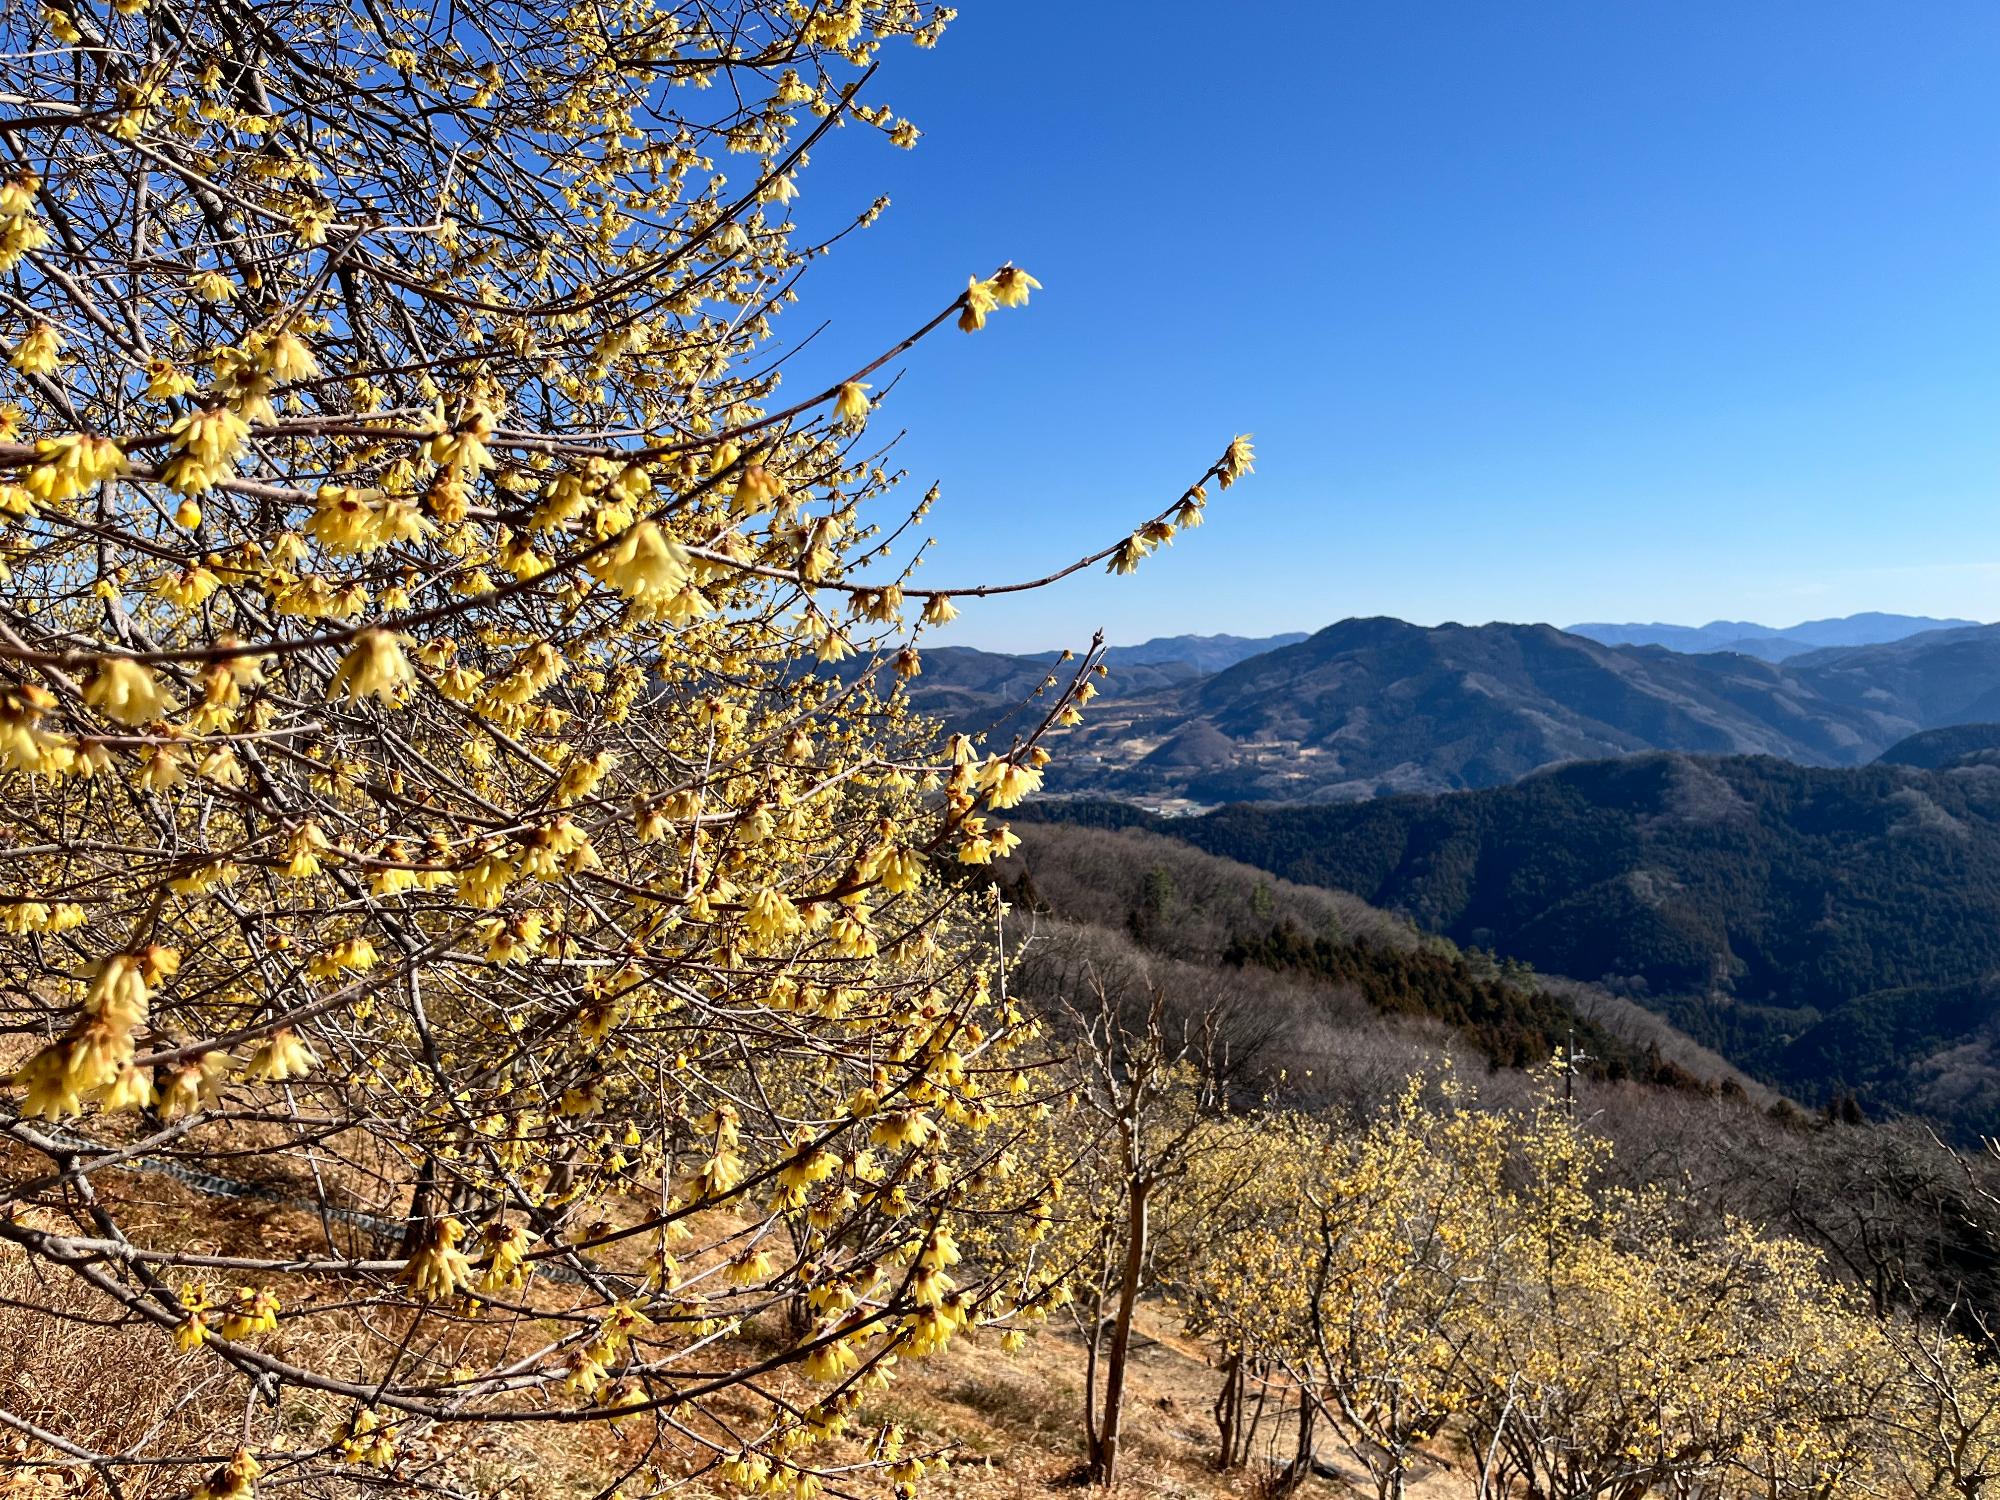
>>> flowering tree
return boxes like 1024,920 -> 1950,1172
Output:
1177,1075 -> 1926,1500
0,1 -> 1251,1494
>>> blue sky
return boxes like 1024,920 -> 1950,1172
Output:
783,2 -> 2000,653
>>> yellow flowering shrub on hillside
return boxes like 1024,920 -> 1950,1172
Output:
1179,1077 -> 1939,1500
0,2 -> 1250,1494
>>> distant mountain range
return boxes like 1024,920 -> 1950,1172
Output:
1028,752 -> 2000,1137
1566,612 -> 1980,662
889,616 -> 2000,806
901,612 -> 2000,1130
1026,632 -> 1309,673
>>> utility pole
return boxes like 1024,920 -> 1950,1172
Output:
1562,1027 -> 1593,1115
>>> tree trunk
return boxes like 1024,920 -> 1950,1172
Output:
397,1156 -> 437,1258
1208,1352 -> 1240,1472
1083,1242 -> 1110,1471
1283,1389 -> 1317,1494
1243,1357 -> 1271,1466
1387,1390 -> 1407,1500
1088,1175 -> 1150,1486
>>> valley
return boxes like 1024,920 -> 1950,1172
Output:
1024,750 -> 2000,1138
864,609 -> 2000,1141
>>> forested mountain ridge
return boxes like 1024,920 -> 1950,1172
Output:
1022,753 -> 2000,1136
887,617 -> 2000,806
1168,618 -> 1887,797
1876,723 -> 2000,769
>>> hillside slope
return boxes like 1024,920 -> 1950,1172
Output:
1788,624 -> 2000,726
1877,722 -> 2000,769
995,818 -> 1761,1110
995,818 -> 2000,1332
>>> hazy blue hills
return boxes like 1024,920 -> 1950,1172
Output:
1024,631 -> 1309,673
1567,612 -> 1981,662
1026,752 -> 2000,1136
861,613 -> 2000,806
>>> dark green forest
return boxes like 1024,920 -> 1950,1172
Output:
1875,721 -> 2000,769
980,819 -> 1749,1104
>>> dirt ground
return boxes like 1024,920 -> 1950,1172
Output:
875,1311 -> 1464,1500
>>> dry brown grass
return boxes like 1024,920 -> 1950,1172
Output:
0,1225 -> 666,1500
0,1158 -> 1399,1500
0,1245 -> 240,1500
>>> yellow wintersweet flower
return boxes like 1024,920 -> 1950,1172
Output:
30,433 -> 124,502
1220,433 -> 1256,487
282,820 -> 331,878
172,1287 -> 212,1352
976,755 -> 1042,809
0,173 -> 39,217
82,657 -> 175,725
8,321 -> 63,375
155,1053 -> 228,1120
15,1049 -> 85,1120
590,520 -> 688,603
875,847 -> 926,894
723,1249 -> 775,1286
338,1409 -> 397,1468
245,1028 -> 317,1083
989,265 -> 1040,307
98,1064 -> 154,1112
154,564 -> 219,608
220,1286 -> 282,1338
1106,534 -> 1149,575
162,406 -> 250,493
193,1448 -> 260,1500
0,212 -> 50,275
330,630 -> 416,705
745,886 -> 802,943
834,381 -> 871,426
869,1110 -> 938,1151
477,1222 -> 534,1293
260,329 -> 319,381
142,356 -> 198,401
403,1218 -> 474,1300
562,1347 -> 607,1396
800,1333 -> 860,1383
957,276 -> 998,333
